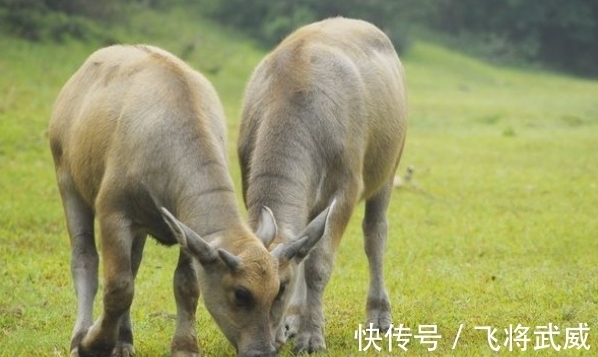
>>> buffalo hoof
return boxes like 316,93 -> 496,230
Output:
292,330 -> 326,354
111,342 -> 135,357
71,346 -> 113,357
366,312 -> 392,333
283,313 -> 301,340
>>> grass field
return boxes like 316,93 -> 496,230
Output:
1,6 -> 598,357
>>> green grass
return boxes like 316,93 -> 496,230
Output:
1,6 -> 597,357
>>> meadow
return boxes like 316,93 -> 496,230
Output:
1,6 -> 597,357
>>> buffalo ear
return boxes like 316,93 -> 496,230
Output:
276,201 -> 335,263
160,207 -> 218,266
255,206 -> 278,247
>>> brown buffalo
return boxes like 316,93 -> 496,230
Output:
238,17 -> 408,353
49,44 -> 325,357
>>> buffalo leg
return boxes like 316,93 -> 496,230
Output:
293,186 -> 358,354
363,181 -> 393,331
77,209 -> 135,357
113,233 -> 147,357
171,249 -> 201,356
58,175 -> 98,355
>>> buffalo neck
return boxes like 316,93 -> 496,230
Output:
245,144 -> 319,242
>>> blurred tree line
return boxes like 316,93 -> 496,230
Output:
0,0 -> 185,41
200,0 -> 598,76
0,0 -> 128,42
1,0 -> 597,77
433,0 -> 598,77
196,0 -> 426,53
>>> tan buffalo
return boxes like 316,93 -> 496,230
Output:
238,17 -> 408,353
49,44 -> 325,357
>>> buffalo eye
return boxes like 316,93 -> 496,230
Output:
234,287 -> 253,307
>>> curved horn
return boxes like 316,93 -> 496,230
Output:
277,200 -> 336,263
218,249 -> 242,271
160,207 -> 218,265
277,236 -> 309,263
298,200 -> 335,243
255,206 -> 278,247
270,243 -> 285,260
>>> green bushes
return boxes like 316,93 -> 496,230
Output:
197,0 -> 598,77
0,0 -> 126,42
429,0 -> 598,77
2,0 -> 597,77
196,0 -> 415,53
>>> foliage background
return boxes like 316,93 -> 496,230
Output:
186,0 -> 598,76
1,0 -> 598,76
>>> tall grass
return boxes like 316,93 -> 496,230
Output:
1,6 -> 597,357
